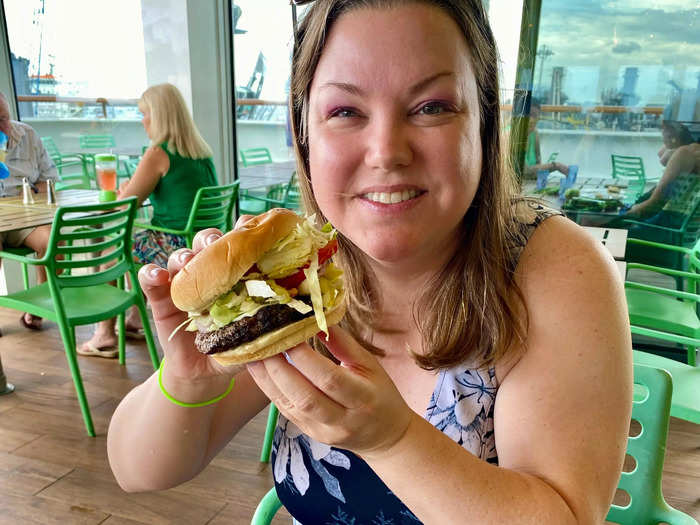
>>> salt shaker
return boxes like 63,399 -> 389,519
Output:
46,179 -> 57,205
22,177 -> 34,205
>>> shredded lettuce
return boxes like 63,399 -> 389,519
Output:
303,251 -> 328,339
257,214 -> 335,278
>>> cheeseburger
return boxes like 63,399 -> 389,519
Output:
170,208 -> 346,366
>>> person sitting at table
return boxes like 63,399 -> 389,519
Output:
107,2 -> 631,523
78,83 -> 217,358
0,91 -> 58,332
622,140 -> 700,236
524,99 -> 571,179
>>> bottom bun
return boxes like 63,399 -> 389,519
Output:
211,294 -> 347,366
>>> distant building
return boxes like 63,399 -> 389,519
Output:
550,66 -> 564,106
621,67 -> 639,107
10,52 -> 32,118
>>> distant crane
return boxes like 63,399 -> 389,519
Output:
536,45 -> 554,100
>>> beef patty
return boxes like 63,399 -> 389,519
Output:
195,300 -> 314,355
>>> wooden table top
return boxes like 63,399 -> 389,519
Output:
581,226 -> 628,260
0,189 -> 101,233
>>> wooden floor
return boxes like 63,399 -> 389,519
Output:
0,306 -> 698,524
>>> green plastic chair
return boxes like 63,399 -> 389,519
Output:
78,134 -> 130,185
41,137 -> 91,190
623,198 -> 700,278
606,364 -> 697,525
251,487 -> 283,525
0,196 -> 160,436
240,147 -> 273,167
633,349 -> 700,424
134,182 -> 239,248
611,154 -> 647,204
239,173 -> 301,216
260,403 -> 278,463
624,236 -> 700,366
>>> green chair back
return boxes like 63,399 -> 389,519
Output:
606,364 -> 697,525
134,182 -> 239,248
79,134 -> 116,150
41,136 -> 91,189
240,147 -> 273,167
238,173 -> 302,216
633,350 -> 700,424
612,154 -> 646,203
0,197 -> 160,436
183,182 -> 239,246
41,136 -> 61,159
612,154 -> 646,181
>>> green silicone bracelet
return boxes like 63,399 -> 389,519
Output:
157,358 -> 235,408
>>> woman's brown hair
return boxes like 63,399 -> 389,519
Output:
291,0 -> 526,369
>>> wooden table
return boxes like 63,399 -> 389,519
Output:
0,189 -> 101,233
581,226 -> 628,260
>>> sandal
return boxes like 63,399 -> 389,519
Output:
124,327 -> 146,340
76,342 -> 118,359
20,313 -> 43,331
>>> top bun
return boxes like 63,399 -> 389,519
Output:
171,208 -> 301,312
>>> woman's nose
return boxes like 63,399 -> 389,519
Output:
364,116 -> 413,171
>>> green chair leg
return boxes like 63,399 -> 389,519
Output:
131,269 -> 160,370
260,403 -> 279,463
21,264 -> 29,290
58,322 -> 95,437
251,487 -> 283,525
686,345 -> 696,367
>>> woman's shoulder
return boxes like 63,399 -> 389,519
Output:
141,145 -> 170,175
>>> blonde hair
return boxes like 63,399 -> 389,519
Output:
292,0 -> 527,370
138,83 -> 213,159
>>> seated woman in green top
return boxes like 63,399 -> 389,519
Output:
524,99 -> 571,179
78,83 -> 217,358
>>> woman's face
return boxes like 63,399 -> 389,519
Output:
307,4 -> 482,269
140,105 -> 152,139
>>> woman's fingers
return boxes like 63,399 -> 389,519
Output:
235,214 -> 255,229
283,342 -> 372,408
247,350 -> 345,423
192,228 -> 223,253
137,263 -> 188,337
167,248 -> 195,276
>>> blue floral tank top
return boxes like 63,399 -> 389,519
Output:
271,200 -> 561,525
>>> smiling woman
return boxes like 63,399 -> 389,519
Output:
106,2 -> 632,524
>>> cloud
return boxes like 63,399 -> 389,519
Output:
612,41 -> 642,54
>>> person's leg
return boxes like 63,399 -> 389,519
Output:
12,225 -> 51,330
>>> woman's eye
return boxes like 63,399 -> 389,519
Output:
417,102 -> 451,115
329,107 -> 357,119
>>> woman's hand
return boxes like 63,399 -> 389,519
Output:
246,325 -> 414,458
137,217 -> 254,402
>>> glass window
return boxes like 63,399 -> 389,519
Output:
2,0 -> 234,185
520,0 -> 699,230
517,0 -> 700,360
233,1 -> 297,208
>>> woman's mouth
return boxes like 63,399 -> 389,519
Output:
360,189 -> 422,204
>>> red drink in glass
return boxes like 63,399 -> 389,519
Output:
97,168 -> 117,191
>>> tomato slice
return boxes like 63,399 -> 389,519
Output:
275,239 -> 338,290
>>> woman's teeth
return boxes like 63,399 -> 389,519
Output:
363,189 -> 418,204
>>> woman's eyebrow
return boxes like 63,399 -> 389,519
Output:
319,71 -> 455,97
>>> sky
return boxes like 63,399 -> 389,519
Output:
3,0 -> 698,108
536,0 -> 700,106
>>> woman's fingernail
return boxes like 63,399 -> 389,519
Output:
205,233 -> 221,245
149,266 -> 164,279
177,250 -> 194,264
